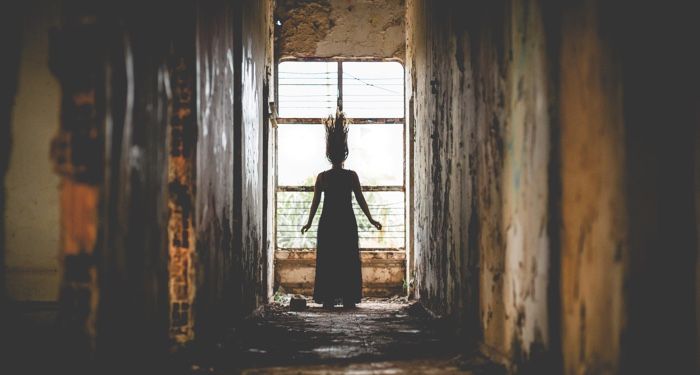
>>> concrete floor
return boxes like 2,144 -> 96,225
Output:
4,299 -> 503,374
186,299 -> 500,374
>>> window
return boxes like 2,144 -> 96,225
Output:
276,60 -> 405,251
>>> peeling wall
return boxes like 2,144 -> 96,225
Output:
167,5 -> 197,343
275,0 -> 405,60
406,0 -> 554,371
195,0 -> 273,341
409,0 -> 699,373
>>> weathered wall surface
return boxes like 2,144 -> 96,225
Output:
167,4 -> 197,344
409,0 -> 699,373
195,0 -> 237,341
97,3 -> 173,368
559,2 -> 700,374
276,250 -> 405,296
4,0 -> 61,302
558,2 -> 626,373
275,0 -> 405,60
406,0 -> 554,371
489,2 -> 552,368
239,0 -> 273,315
195,0 -> 273,341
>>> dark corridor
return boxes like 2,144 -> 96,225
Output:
1,1 -> 699,374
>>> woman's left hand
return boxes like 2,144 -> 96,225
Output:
301,223 -> 311,234
370,219 -> 382,230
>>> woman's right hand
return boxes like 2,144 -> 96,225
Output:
301,223 -> 311,234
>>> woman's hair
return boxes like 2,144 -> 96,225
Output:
324,110 -> 349,165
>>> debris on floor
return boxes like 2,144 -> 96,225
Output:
289,295 -> 307,311
185,298 -> 491,374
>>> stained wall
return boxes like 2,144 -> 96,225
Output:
406,0 -> 554,371
558,1 -> 626,372
408,0 -> 700,374
275,0 -> 405,60
195,0 -> 274,341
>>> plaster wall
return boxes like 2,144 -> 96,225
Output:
239,0 -> 274,313
408,1 -> 700,373
195,0 -> 273,340
406,0 -> 553,371
195,0 -> 238,340
558,2 -> 626,372
4,0 -> 61,302
276,0 -> 405,60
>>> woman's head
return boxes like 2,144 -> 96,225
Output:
324,111 -> 349,166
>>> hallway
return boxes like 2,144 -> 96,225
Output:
2,0 -> 700,374
194,299 -> 487,374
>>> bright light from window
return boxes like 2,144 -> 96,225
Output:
342,61 -> 403,118
278,62 -> 337,118
276,61 -> 405,250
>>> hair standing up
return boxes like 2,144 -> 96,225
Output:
324,110 -> 349,165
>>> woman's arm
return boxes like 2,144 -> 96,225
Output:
351,171 -> 382,230
301,173 -> 323,234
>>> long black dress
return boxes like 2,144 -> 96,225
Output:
313,168 -> 362,304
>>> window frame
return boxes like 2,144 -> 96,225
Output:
275,58 -> 406,251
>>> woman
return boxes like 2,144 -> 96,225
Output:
300,111 -> 382,309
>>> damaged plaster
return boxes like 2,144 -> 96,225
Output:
406,0 -> 553,371
276,0 -> 405,60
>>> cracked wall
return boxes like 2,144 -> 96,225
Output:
409,0 -> 700,373
275,0 -> 405,60
406,0 -> 554,372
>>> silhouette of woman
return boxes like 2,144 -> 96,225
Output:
301,111 -> 382,309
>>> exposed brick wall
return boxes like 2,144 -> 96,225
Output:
48,20 -> 104,356
167,19 -> 197,344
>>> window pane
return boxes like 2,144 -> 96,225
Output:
342,61 -> 404,118
345,124 -> 403,186
278,124 -> 403,186
278,62 -> 338,118
276,191 -> 405,249
277,192 -> 321,249
277,124 -> 327,186
355,191 -> 405,248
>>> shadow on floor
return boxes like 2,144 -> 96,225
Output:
5,299 -> 505,374
185,299 -> 504,374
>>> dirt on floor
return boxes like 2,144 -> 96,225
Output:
185,298 -> 504,374
5,298 -> 504,374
